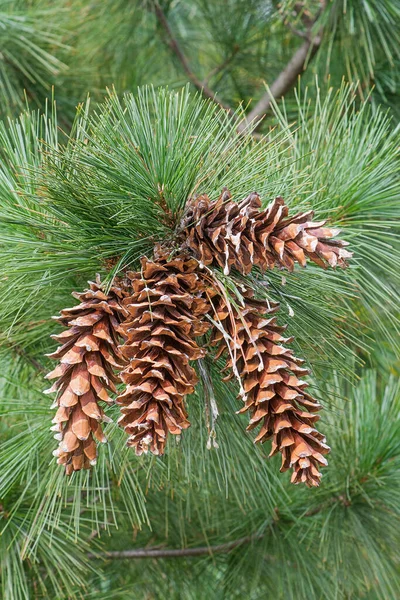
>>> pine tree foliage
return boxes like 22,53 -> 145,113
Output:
2,0 -> 400,123
0,81 -> 399,598
0,1 -> 400,598
2,362 -> 400,598
0,0 -> 69,117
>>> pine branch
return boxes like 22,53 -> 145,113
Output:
10,343 -> 45,373
202,45 -> 240,86
153,2 -> 235,116
153,1 -> 326,132
238,37 -> 321,132
238,2 -> 326,132
87,533 -> 264,560
88,495 -> 353,561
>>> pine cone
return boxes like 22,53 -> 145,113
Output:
116,251 -> 211,456
181,188 -> 352,274
210,288 -> 330,486
45,277 -> 128,474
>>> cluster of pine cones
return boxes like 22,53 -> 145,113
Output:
45,189 -> 351,486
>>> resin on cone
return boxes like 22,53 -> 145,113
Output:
116,249 -> 211,456
45,277 -> 128,474
181,188 -> 352,275
209,288 -> 330,486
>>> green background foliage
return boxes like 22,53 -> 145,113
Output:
0,1 -> 399,598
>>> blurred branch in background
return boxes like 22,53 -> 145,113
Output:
1,1 -> 400,125
238,0 -> 326,130
153,0 -> 328,130
153,1 -> 235,114
88,533 -> 264,559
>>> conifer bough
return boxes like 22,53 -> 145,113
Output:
46,189 -> 351,486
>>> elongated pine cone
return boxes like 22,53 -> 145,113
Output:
210,288 -> 330,486
181,188 -> 352,274
116,251 -> 211,456
45,277 -> 128,474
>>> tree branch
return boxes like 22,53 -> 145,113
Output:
88,533 -> 263,560
202,45 -> 240,86
153,2 -> 326,135
238,0 -> 327,132
88,491 -> 353,561
237,33 -> 322,132
10,342 -> 45,373
153,2 -> 234,116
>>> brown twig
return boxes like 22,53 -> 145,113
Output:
237,1 -> 326,132
153,2 -> 235,116
88,532 -> 263,560
10,342 -> 45,373
202,45 -> 240,86
88,488 -> 354,561
153,1 -> 327,135
237,33 -> 322,132
292,1 -> 319,30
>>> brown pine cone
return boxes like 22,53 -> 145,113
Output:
45,276 -> 128,474
116,250 -> 211,456
181,188 -> 352,274
210,288 -> 330,486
